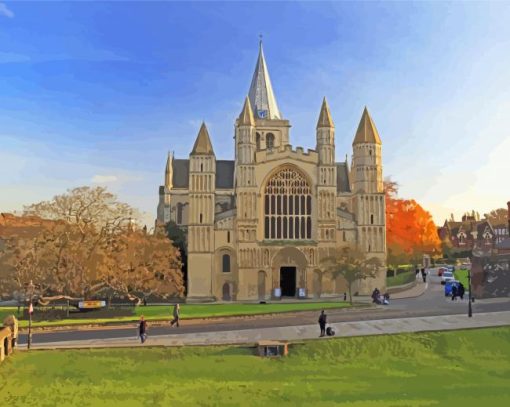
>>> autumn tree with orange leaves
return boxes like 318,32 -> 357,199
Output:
385,179 -> 441,268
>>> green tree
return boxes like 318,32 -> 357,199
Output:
321,246 -> 381,304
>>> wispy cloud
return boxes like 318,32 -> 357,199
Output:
0,2 -> 14,18
91,175 -> 118,184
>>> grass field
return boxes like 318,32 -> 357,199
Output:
454,269 -> 470,287
1,327 -> 509,406
0,302 -> 351,328
387,270 -> 416,287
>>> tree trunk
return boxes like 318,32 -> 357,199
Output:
348,284 -> 353,305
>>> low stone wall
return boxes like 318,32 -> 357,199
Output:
0,326 -> 12,363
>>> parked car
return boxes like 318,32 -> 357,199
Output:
437,267 -> 448,276
441,271 -> 455,285
447,265 -> 455,272
444,280 -> 460,296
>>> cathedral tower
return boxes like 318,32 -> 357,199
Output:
187,123 -> 216,301
316,98 -> 337,243
156,152 -> 173,224
351,107 -> 386,290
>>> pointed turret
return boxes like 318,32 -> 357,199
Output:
164,151 -> 173,189
353,107 -> 382,145
248,41 -> 281,120
316,97 -> 334,129
238,96 -> 255,126
191,122 -> 215,155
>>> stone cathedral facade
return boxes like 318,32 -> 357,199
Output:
157,43 -> 386,302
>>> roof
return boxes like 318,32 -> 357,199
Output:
238,96 -> 255,126
336,162 -> 351,193
171,159 -> 234,189
445,219 -> 493,238
353,107 -> 382,145
316,97 -> 334,129
191,122 -> 215,155
248,41 -> 281,120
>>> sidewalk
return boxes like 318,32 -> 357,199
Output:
20,310 -> 510,350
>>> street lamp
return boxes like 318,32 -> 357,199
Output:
467,268 -> 473,318
27,280 -> 35,349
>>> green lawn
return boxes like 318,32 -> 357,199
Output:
1,327 -> 509,406
0,302 -> 351,328
387,270 -> 416,287
454,269 -> 470,287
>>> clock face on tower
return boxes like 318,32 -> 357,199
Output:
257,110 -> 268,119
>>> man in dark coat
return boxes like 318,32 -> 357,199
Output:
421,268 -> 427,283
458,283 -> 465,300
139,316 -> 147,344
318,310 -> 327,337
451,284 -> 457,301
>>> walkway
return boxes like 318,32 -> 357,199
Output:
19,310 -> 510,350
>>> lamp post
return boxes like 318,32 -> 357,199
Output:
467,268 -> 473,318
27,279 -> 35,349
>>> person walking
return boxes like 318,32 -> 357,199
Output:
318,310 -> 327,337
451,284 -> 457,301
138,316 -> 147,344
458,283 -> 465,300
421,268 -> 427,283
170,303 -> 180,327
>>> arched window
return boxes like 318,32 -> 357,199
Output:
264,167 -> 312,240
266,133 -> 275,150
370,214 -> 374,225
199,213 -> 203,224
256,132 -> 261,150
222,254 -> 231,273
227,231 -> 230,243
200,163 -> 204,172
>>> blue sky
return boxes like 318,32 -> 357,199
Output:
0,1 -> 509,225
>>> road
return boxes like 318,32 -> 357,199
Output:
17,272 -> 510,345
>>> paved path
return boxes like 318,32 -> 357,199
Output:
16,271 -> 510,346
19,311 -> 510,349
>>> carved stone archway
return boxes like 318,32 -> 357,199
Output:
271,247 -> 308,295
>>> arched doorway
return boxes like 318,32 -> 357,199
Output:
272,247 -> 308,298
258,271 -> 266,301
313,270 -> 322,299
222,283 -> 231,301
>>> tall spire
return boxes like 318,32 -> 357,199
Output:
238,96 -> 255,126
248,40 -> 281,120
316,97 -> 334,129
353,106 -> 382,145
191,122 -> 215,155
165,151 -> 173,188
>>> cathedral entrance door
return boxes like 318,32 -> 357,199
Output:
222,283 -> 231,301
280,267 -> 296,297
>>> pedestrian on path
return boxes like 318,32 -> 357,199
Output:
458,283 -> 465,300
170,303 -> 180,327
451,284 -> 457,301
421,268 -> 427,283
138,316 -> 147,344
318,310 -> 327,337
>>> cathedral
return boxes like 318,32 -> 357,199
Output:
157,43 -> 386,302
